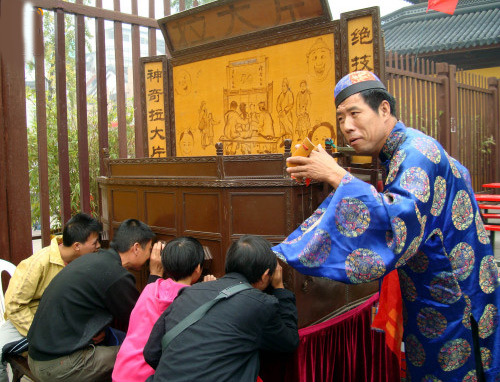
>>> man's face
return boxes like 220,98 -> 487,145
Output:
309,48 -> 331,79
336,93 -> 389,156
131,240 -> 153,271
311,125 -> 332,147
180,135 -> 194,156
78,232 -> 101,255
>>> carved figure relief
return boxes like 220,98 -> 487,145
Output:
307,37 -> 333,83
173,34 -> 337,156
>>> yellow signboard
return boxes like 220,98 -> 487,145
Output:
144,61 -> 168,158
347,14 -> 375,164
173,34 -> 337,156
347,15 -> 374,73
158,0 -> 327,53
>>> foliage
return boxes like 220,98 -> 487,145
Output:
480,135 -> 496,155
170,0 -> 216,12
26,12 -> 135,230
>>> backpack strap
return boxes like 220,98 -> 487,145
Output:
161,282 -> 252,351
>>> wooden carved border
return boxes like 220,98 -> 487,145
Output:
339,6 -> 385,79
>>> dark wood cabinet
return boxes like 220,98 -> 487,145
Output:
98,152 -> 377,328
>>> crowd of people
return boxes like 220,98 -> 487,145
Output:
1,71 -> 498,382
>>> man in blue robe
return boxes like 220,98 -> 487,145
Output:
273,70 -> 500,381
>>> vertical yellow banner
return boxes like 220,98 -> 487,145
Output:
145,61 -> 167,158
347,15 -> 375,164
347,16 -> 374,74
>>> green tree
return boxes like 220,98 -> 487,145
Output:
170,0 -> 216,12
26,12 -> 135,230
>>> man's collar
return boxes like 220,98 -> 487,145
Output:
379,121 -> 407,162
50,235 -> 65,266
222,272 -> 250,284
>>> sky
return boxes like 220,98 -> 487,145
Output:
23,0 -> 413,62
327,0 -> 412,19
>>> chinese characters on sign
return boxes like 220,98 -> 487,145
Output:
347,16 -> 374,72
161,0 -> 324,51
145,62 -> 167,158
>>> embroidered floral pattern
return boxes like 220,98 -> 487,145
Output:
298,229 -> 331,267
399,269 -> 417,301
386,217 -> 407,254
335,198 -> 370,238
407,250 -> 429,273
480,347 -> 492,370
438,339 -> 471,371
300,208 -> 327,233
370,185 -> 383,205
475,211 -> 490,245
422,376 -> 442,382
341,173 -> 354,185
381,130 -> 406,161
396,215 -> 426,268
386,149 -> 406,185
413,137 -> 441,164
430,271 -> 462,304
462,370 -> 478,382
417,307 -> 447,339
345,248 -> 386,283
479,256 -> 499,294
462,295 -> 472,329
274,251 -> 288,264
446,152 -> 462,178
401,167 -> 431,203
406,334 -> 426,367
451,190 -> 473,231
431,176 -> 446,216
449,242 -> 475,281
478,304 -> 498,339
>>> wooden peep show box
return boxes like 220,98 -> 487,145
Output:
99,0 -> 384,327
98,145 -> 377,328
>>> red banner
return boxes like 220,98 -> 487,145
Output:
427,0 -> 459,15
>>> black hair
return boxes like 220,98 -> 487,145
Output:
179,130 -> 194,142
308,121 -> 336,142
161,237 -> 204,281
224,235 -> 277,284
62,213 -> 102,247
110,219 -> 156,253
359,89 -> 397,118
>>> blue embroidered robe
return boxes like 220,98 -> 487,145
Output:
273,122 -> 500,381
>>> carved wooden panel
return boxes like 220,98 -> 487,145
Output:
144,191 -> 176,231
229,191 -> 286,236
111,190 -> 139,222
183,192 -> 221,234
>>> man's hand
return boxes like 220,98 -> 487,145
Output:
271,263 -> 285,289
286,144 -> 347,188
149,241 -> 164,277
92,330 -> 106,344
203,274 -> 216,282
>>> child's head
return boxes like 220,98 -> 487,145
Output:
161,237 -> 204,282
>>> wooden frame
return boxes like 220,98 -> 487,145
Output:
340,6 -> 384,80
160,20 -> 342,158
157,0 -> 333,56
140,55 -> 172,157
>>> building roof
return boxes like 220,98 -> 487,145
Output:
381,0 -> 500,55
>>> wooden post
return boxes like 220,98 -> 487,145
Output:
448,64 -> 458,160
34,9 -> 52,246
0,0 -> 33,264
436,63 -> 451,155
488,78 -> 499,182
55,9 -> 72,225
